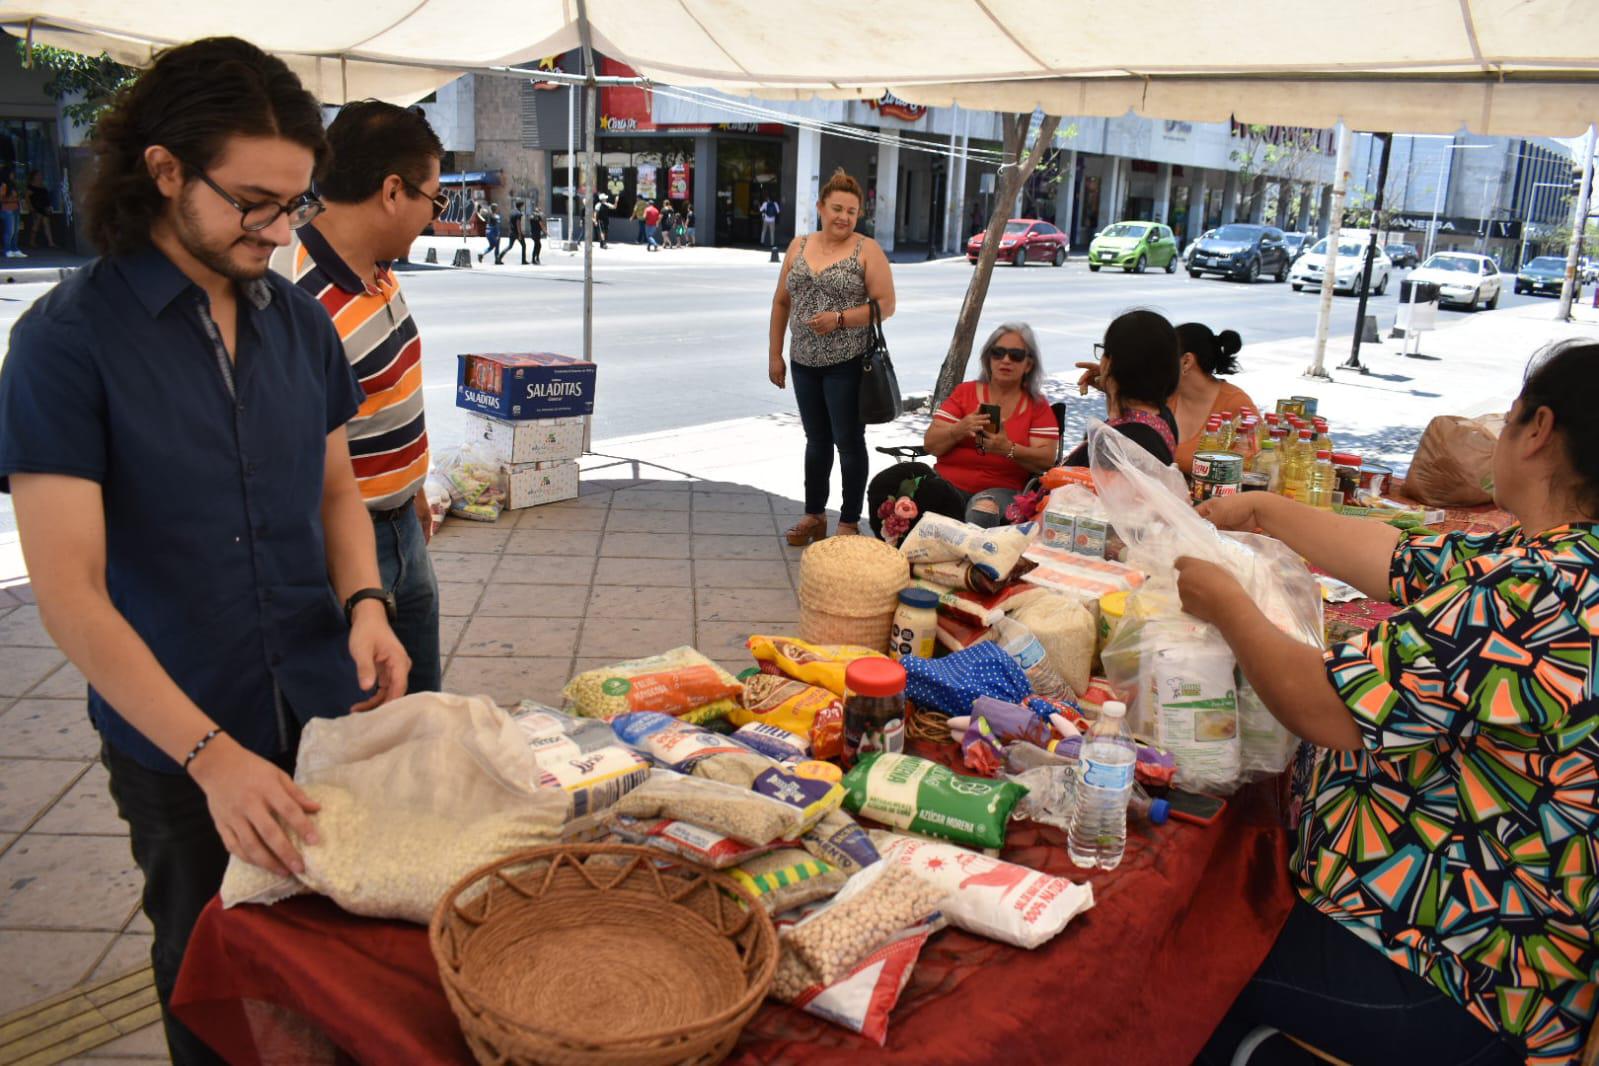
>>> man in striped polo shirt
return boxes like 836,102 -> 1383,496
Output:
277,101 -> 446,693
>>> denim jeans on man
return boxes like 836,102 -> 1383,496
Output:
373,504 -> 441,693
1,209 -> 19,254
790,356 -> 867,523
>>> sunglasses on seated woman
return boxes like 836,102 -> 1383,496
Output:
988,345 -> 1031,362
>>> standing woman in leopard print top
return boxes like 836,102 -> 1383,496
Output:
768,168 -> 897,545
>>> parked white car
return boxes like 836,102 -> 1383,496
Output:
1289,237 -> 1392,296
1406,252 -> 1504,311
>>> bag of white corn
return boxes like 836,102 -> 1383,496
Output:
869,831 -> 1094,949
219,692 -> 571,923
1008,592 -> 1096,698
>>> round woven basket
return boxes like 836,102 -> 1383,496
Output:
798,536 -> 908,652
430,844 -> 778,1066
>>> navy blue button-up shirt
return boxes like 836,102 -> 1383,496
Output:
0,246 -> 366,772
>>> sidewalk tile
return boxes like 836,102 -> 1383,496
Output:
442,656 -> 570,707
695,560 -> 794,590
437,581 -> 486,617
600,533 -> 691,559
428,525 -> 513,553
559,491 -> 614,510
630,481 -> 694,492
475,585 -> 590,618
692,492 -> 772,515
503,530 -> 601,557
0,605 -> 53,647
696,621 -> 799,662
605,510 -> 690,534
1,646 -> 67,697
26,661 -> 86,700
76,1019 -> 168,1058
0,759 -> 86,832
691,512 -> 776,536
0,699 -> 99,761
0,833 -> 141,930
586,586 -> 694,620
592,558 -> 694,587
492,555 -> 596,585
610,489 -> 689,512
0,929 -> 114,1015
456,617 -> 580,658
693,480 -> 771,495
438,616 -> 467,658
694,588 -> 801,622
124,911 -> 150,935
514,507 -> 607,531
577,619 -> 691,660
427,552 -> 499,584
86,931 -> 153,984
692,535 -> 784,561
34,765 -> 125,836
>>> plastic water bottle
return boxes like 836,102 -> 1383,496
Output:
1068,700 -> 1138,870
993,616 -> 1071,700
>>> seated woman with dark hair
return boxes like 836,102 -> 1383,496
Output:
922,323 -> 1060,527
1067,309 -> 1182,467
1171,322 -> 1257,473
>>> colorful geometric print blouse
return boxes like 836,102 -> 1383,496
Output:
1298,522 -> 1599,1065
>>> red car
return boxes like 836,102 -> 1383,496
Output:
966,218 -> 1068,267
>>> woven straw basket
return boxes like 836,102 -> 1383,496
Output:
798,536 -> 909,652
430,844 -> 778,1066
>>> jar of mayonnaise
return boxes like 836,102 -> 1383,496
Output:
888,587 -> 939,661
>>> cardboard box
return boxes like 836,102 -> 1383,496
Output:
471,413 -> 587,465
456,353 -> 597,420
503,460 -> 580,509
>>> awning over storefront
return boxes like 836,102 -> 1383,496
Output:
2,0 -> 1597,135
440,171 -> 501,186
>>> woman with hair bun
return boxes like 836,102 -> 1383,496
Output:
1170,322 -> 1256,473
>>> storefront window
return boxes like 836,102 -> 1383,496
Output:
0,119 -> 65,244
555,138 -> 694,234
716,137 -> 783,245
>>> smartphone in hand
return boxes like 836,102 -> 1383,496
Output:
979,403 -> 1003,433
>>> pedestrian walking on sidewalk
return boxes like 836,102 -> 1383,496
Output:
643,199 -> 660,251
684,205 -> 696,247
632,197 -> 647,243
593,193 -> 612,249
272,99 -> 445,700
0,38 -> 409,1065
0,173 -> 23,257
529,207 -> 544,264
760,194 -> 780,247
477,201 -> 502,263
660,202 -> 677,249
769,168 -> 897,544
26,170 -> 54,249
507,200 -> 529,264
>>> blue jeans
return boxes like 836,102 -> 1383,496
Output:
790,356 -> 867,524
965,487 -> 1018,528
636,219 -> 647,242
373,504 -> 442,694
1,210 -> 18,253
646,223 -> 659,248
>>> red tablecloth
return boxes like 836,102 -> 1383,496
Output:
172,781 -> 1293,1066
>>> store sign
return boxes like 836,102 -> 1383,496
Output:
531,55 -> 565,90
669,163 -> 690,199
1362,213 -> 1523,240
867,91 -> 928,122
637,164 -> 658,201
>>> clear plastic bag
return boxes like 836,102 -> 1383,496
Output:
435,444 -> 506,523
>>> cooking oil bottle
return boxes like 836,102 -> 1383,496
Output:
1308,450 -> 1336,509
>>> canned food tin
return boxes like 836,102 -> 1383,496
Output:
1275,398 -> 1307,419
1190,450 -> 1244,503
1290,395 -> 1320,418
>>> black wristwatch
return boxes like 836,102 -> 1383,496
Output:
344,587 -> 396,626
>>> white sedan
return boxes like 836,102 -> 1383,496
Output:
1406,252 -> 1504,311
1289,238 -> 1391,296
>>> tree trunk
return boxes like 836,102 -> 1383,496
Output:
932,112 -> 1062,406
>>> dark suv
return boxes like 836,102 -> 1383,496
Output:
1188,224 -> 1290,283
1385,243 -> 1420,268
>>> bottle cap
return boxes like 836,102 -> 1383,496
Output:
1100,700 -> 1127,719
1299,429 -> 1314,439
1149,798 -> 1170,826
845,657 -> 907,698
898,587 -> 940,610
1316,450 -> 1332,460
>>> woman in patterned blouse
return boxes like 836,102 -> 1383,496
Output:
1183,340 -> 1598,1066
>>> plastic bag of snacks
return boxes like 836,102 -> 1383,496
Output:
902,642 -> 1031,718
608,816 -> 782,869
436,444 -> 506,523
771,911 -> 940,1046
731,672 -> 842,740
611,769 -> 806,845
422,472 -> 452,536
801,807 -> 881,875
563,647 -> 743,723
729,848 -> 846,913
870,831 -> 1095,949
782,862 -> 945,986
747,636 -> 888,697
843,752 -> 1028,851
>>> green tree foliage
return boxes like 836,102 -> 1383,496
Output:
15,42 -> 136,136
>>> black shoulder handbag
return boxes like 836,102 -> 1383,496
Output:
858,298 -> 902,424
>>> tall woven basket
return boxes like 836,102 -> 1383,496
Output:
430,844 -> 778,1066
797,536 -> 910,652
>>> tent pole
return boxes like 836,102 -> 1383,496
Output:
1557,123 -> 1595,323
1343,131 -> 1391,373
577,0 -> 598,362
1307,123 -> 1351,380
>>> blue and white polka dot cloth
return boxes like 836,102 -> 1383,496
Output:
902,642 -> 1031,717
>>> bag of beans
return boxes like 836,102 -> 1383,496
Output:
608,815 -> 782,869
610,769 -> 806,845
781,862 -> 944,986
729,848 -> 846,912
800,807 -> 881,875
771,912 -> 940,1045
564,647 -> 743,722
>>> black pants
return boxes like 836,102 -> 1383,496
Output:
530,236 -> 542,263
103,735 -> 299,1065
790,355 -> 868,524
504,234 -> 527,263
1197,900 -> 1523,1066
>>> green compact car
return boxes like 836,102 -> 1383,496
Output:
1088,221 -> 1180,273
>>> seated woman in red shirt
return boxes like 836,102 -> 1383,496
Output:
922,323 -> 1060,527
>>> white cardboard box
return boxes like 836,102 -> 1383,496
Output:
471,413 -> 588,466
503,460 -> 580,509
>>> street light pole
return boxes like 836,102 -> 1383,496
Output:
1343,131 -> 1392,373
1557,124 -> 1596,322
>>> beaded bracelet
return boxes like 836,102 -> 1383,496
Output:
183,728 -> 220,771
